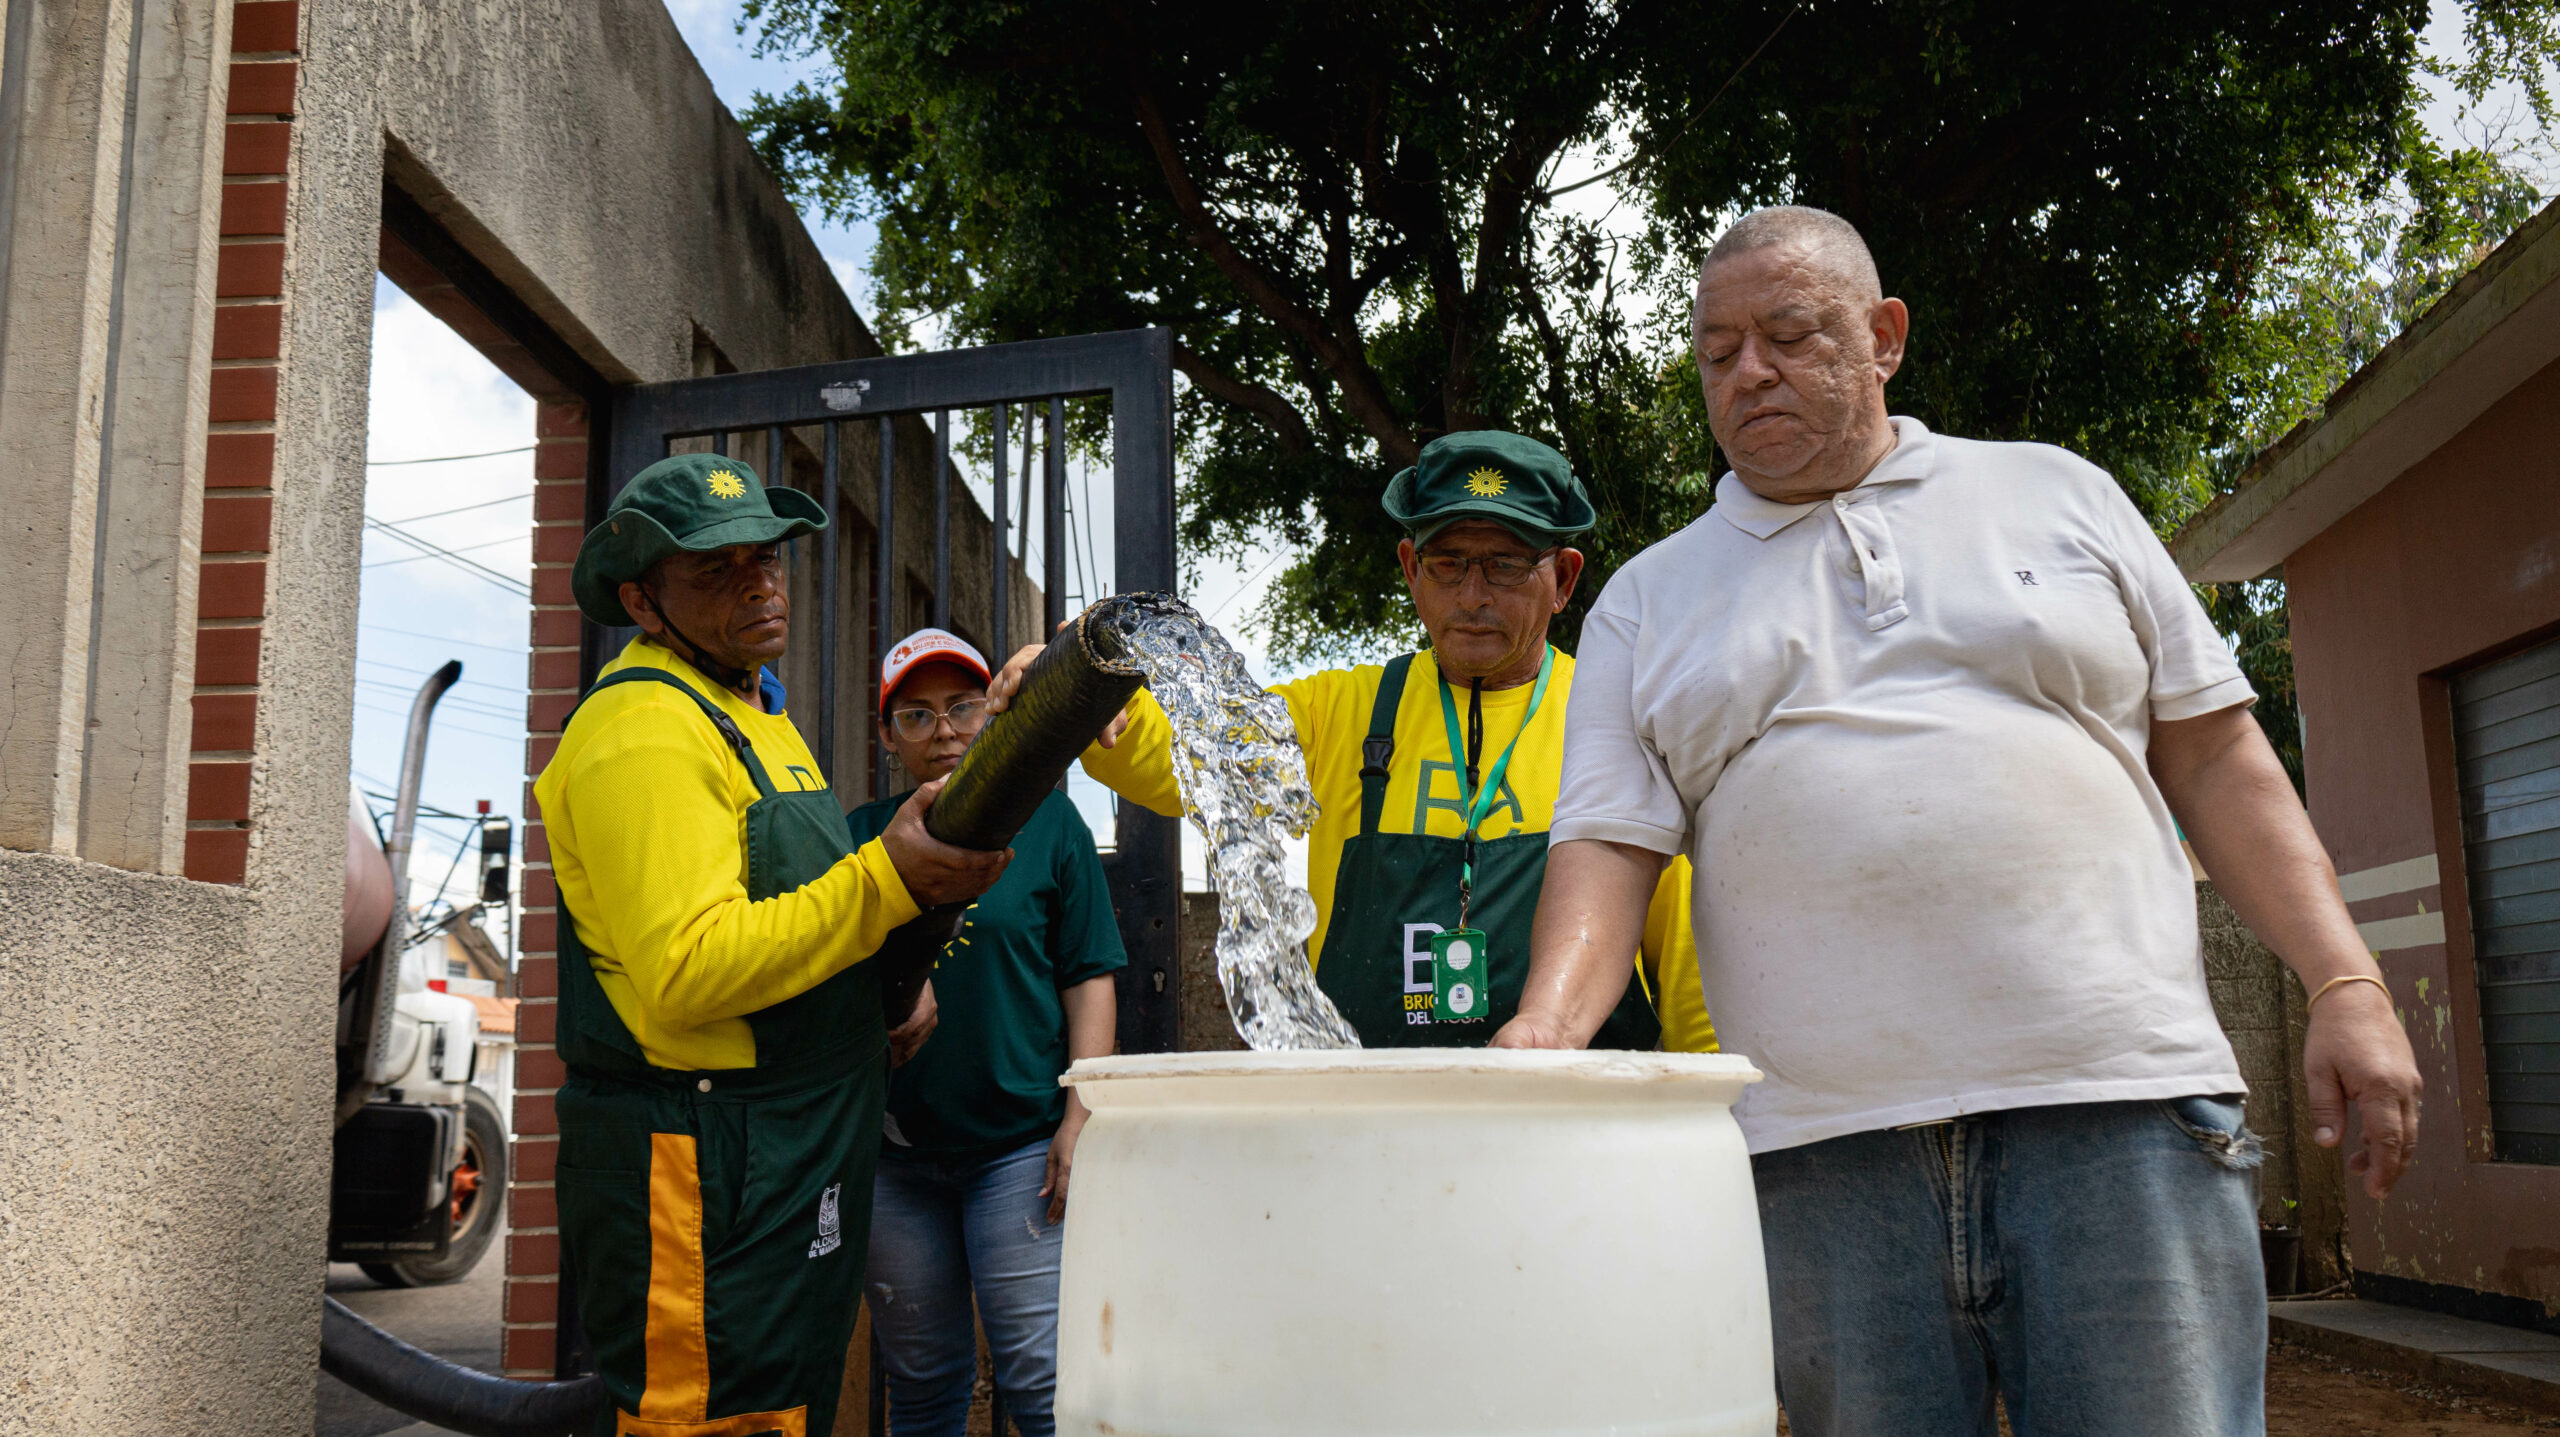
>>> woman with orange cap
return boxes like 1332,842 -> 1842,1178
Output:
846,627 -> 1124,1437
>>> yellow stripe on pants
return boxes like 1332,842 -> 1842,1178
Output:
642,1132 -> 711,1424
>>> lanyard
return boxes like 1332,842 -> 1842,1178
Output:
1435,646 -> 1554,929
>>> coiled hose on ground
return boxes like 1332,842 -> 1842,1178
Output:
874,593 -> 1152,1023
320,1296 -> 602,1436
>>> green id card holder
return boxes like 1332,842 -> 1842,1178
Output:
1431,926 -> 1490,1022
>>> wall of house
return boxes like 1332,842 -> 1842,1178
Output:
2287,353 -> 2560,1316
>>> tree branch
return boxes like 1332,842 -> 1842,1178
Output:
1445,122 -> 1571,429
1130,86 -> 1420,466
1170,339 -> 1318,457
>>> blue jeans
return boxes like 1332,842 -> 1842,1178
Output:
866,1136 -> 1061,1437
1753,1096 -> 2267,1437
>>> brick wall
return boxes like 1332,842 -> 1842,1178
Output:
185,1 -> 299,883
500,395 -> 588,1378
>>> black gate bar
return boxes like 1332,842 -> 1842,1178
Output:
874,415 -> 895,798
1044,398 -> 1066,629
819,421 -> 842,783
931,411 -> 951,631
992,405 -> 1010,662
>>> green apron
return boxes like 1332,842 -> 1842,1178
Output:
1319,653 -> 1662,1049
552,668 -> 884,1437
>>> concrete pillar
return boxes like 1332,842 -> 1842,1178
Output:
0,0 -> 231,872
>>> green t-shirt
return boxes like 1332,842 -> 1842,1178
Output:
846,787 -> 1127,1155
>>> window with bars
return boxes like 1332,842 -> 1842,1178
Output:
2453,632 -> 2560,1165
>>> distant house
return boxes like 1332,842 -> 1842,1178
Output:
2173,199 -> 2560,1329
429,920 -> 518,1130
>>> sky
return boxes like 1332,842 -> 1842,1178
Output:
355,2 -> 2543,920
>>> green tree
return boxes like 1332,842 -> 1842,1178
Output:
2187,118 -> 2545,790
740,0 -> 2557,673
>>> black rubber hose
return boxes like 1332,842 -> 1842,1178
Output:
320,1296 -> 604,1437
875,593 -> 1153,1024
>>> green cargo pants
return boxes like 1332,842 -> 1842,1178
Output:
556,1059 -> 882,1437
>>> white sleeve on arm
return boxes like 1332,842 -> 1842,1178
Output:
2097,477 -> 2258,720
1552,602 -> 1691,855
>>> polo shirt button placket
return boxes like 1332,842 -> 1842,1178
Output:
1835,495 -> 1910,632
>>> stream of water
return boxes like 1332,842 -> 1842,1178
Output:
1108,593 -> 1360,1050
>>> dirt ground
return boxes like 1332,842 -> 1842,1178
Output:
2265,1339 -> 2560,1435
1769,1339 -> 2559,1434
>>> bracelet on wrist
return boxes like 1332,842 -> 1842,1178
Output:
2308,973 -> 2389,1010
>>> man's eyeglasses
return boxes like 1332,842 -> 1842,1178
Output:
1414,548 -> 1559,588
887,699 -> 989,740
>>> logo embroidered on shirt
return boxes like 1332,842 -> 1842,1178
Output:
808,1183 -> 843,1258
2015,570 -> 2038,586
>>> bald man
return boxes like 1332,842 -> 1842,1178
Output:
1495,206 -> 2421,1437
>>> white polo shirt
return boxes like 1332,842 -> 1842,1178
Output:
1556,417 -> 2254,1153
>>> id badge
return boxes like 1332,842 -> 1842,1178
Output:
1431,927 -> 1490,1022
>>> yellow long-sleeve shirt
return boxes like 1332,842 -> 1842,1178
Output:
1081,648 -> 1715,1052
534,638 -> 920,1070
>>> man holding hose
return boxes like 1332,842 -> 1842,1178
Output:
989,432 -> 1708,1051
539,453 -> 1007,1437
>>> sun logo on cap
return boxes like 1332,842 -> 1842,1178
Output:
706,468 -> 746,499
1464,467 -> 1508,497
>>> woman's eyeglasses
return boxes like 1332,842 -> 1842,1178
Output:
887,698 -> 990,740
1414,548 -> 1558,588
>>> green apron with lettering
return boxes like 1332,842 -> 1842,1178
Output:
552,668 -> 884,1437
1319,653 -> 1661,1050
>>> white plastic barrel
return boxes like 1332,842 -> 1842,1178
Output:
1055,1049 -> 1775,1437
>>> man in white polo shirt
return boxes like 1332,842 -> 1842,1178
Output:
1494,206 -> 2422,1436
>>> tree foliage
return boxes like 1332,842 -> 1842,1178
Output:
741,0 -> 2558,685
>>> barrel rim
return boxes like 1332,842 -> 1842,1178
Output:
1062,1048 -> 1762,1087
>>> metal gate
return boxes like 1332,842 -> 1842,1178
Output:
602,328 -> 1182,1054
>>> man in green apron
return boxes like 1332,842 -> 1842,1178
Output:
992,431 -> 1700,1049
538,453 -> 1010,1437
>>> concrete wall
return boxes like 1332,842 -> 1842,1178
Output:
0,0 -> 1030,1426
2287,352 -> 2560,1313
2200,883 -> 2349,1291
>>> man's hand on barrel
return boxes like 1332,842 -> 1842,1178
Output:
986,628 -> 1133,749
881,776 -> 1012,905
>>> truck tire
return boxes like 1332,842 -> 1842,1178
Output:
363,1085 -> 508,1289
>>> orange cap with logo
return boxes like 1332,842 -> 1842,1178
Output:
879,628 -> 992,717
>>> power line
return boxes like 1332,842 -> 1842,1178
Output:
367,445 -> 535,467
352,677 -> 523,725
375,492 -> 531,525
1208,548 -> 1287,623
363,515 -> 530,597
360,624 -> 529,655
355,656 -> 525,696
351,697 -> 522,743
363,532 -> 524,571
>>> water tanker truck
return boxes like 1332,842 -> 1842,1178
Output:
331,659 -> 509,1286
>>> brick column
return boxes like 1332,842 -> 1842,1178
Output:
503,396 -> 589,1378
186,1 -> 299,883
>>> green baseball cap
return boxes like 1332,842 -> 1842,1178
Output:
570,453 -> 827,626
1381,430 -> 1596,546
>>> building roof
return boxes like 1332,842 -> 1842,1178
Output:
2170,195 -> 2560,581
464,992 -> 518,1037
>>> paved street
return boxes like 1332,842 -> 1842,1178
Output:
314,1233 -> 506,1437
